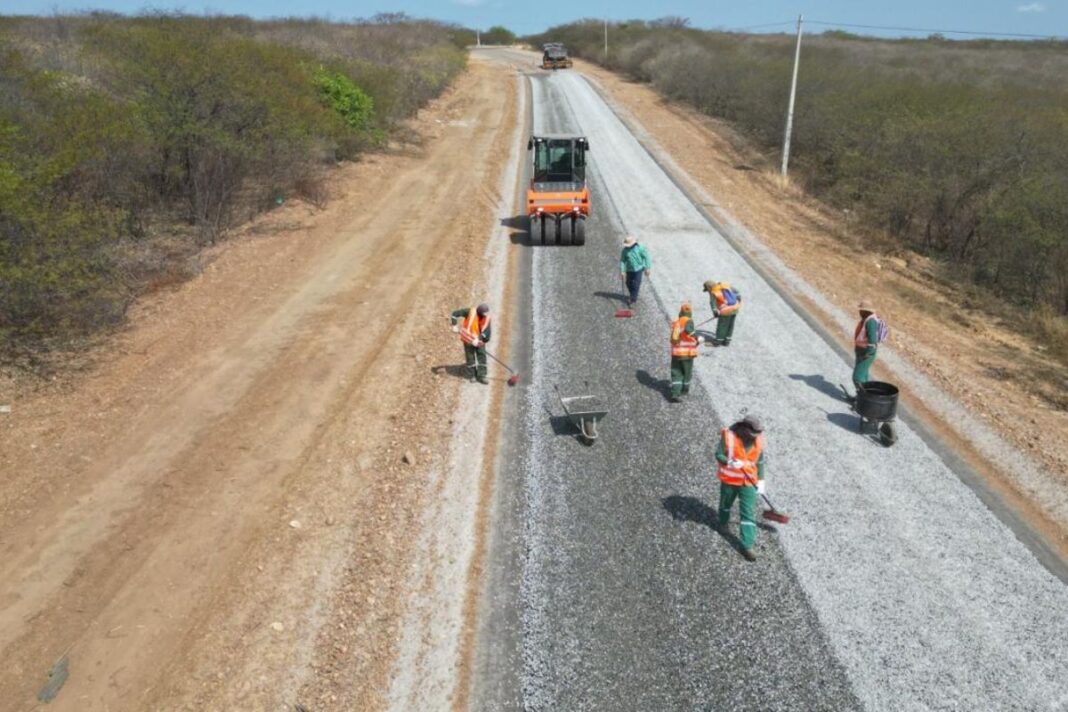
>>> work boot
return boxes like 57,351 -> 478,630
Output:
741,548 -> 757,562
477,375 -> 489,385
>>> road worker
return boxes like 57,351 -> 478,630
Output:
702,280 -> 741,346
450,303 -> 491,384
853,300 -> 882,391
619,236 -> 652,307
715,415 -> 767,562
669,303 -> 703,402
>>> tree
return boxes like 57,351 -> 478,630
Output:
481,26 -> 516,45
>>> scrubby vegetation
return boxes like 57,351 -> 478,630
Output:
0,12 -> 468,369
532,21 -> 1068,362
481,26 -> 516,45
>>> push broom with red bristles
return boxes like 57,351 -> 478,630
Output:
485,349 -> 520,386
743,470 -> 790,524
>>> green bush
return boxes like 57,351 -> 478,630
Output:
482,26 -> 516,45
314,68 -> 375,132
0,14 -> 470,369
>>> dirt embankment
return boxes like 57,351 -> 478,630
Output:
0,56 -> 517,711
573,59 -> 1068,554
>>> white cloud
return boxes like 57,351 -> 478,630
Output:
1017,3 -> 1046,12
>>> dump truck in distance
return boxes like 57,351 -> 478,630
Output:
527,135 -> 589,246
542,43 -> 573,70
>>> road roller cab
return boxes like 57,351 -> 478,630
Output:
541,43 -> 573,69
527,135 -> 590,246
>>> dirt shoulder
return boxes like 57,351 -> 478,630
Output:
572,58 -> 1068,556
0,56 -> 517,711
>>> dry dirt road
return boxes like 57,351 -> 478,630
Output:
0,56 -> 521,711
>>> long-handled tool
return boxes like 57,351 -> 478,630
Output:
615,277 -> 634,318
741,469 -> 790,524
484,348 -> 520,386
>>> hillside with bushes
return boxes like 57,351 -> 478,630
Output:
532,21 -> 1068,363
0,13 -> 469,369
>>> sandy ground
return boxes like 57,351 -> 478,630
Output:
0,56 -> 517,711
571,58 -> 1068,553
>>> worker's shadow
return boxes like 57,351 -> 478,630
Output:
788,373 -> 847,402
635,369 -> 672,402
431,364 -> 472,380
593,290 -> 629,306
662,494 -> 778,543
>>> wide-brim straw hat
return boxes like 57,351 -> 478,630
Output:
622,236 -> 637,247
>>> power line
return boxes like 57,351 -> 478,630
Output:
734,21 -> 796,31
806,20 -> 1067,41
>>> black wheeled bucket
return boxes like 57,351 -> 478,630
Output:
855,381 -> 900,447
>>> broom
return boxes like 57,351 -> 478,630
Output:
484,348 -> 521,386
740,469 -> 790,524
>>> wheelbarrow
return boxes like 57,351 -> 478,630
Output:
841,381 -> 899,447
555,385 -> 608,445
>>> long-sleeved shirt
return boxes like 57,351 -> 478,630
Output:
451,308 -> 491,343
715,429 -> 766,481
620,243 -> 652,274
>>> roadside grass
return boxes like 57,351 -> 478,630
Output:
0,13 -> 470,373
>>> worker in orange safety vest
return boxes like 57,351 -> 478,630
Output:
715,415 -> 767,561
702,280 -> 742,346
450,303 -> 491,384
669,303 -> 703,401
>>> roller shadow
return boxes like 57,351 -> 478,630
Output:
500,215 -> 531,246
635,369 -> 673,402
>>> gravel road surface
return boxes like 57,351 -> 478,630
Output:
473,52 -> 1068,712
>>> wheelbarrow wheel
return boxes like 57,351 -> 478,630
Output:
879,421 -> 898,447
580,418 -> 597,444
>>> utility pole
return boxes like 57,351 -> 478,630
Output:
780,14 -> 803,177
604,19 -> 608,61
476,29 -> 481,47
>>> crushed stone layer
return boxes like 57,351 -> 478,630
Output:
475,54 -> 1068,712
508,71 -> 859,711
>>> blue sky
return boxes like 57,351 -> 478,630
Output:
4,0 -> 1066,39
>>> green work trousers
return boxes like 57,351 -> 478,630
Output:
715,314 -> 737,344
464,343 -> 487,380
718,482 -> 758,550
853,347 -> 877,390
670,357 -> 694,399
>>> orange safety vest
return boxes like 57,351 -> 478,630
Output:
716,428 -> 764,487
460,308 -> 490,346
710,283 -> 740,316
671,316 -> 699,358
854,313 -> 878,348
